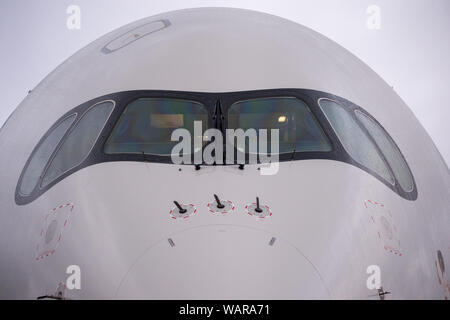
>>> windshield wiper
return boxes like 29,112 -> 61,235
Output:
37,295 -> 65,300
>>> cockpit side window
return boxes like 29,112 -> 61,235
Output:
41,101 -> 115,187
104,98 -> 208,156
18,114 -> 76,195
355,110 -> 414,192
227,97 -> 331,154
319,99 -> 395,185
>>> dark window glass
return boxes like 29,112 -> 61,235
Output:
41,101 -> 114,187
104,98 -> 208,156
356,111 -> 414,191
227,97 -> 331,154
319,99 -> 394,184
19,115 -> 76,195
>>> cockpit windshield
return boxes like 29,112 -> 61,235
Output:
227,97 -> 331,154
104,98 -> 208,156
16,89 -> 417,204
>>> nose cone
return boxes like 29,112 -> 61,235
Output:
116,225 -> 330,299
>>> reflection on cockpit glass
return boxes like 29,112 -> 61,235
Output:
227,97 -> 331,154
104,98 -> 208,156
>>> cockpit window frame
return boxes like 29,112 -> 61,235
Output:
15,89 -> 418,205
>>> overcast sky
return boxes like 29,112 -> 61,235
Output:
0,0 -> 448,165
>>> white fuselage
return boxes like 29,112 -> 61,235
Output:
0,8 -> 448,299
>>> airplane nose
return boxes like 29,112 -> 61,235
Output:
116,224 -> 330,299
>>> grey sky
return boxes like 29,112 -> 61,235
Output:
0,0 -> 448,165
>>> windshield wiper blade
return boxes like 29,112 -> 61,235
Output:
37,295 -> 64,300
291,148 -> 296,161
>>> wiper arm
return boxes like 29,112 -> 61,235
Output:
291,148 -> 296,161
